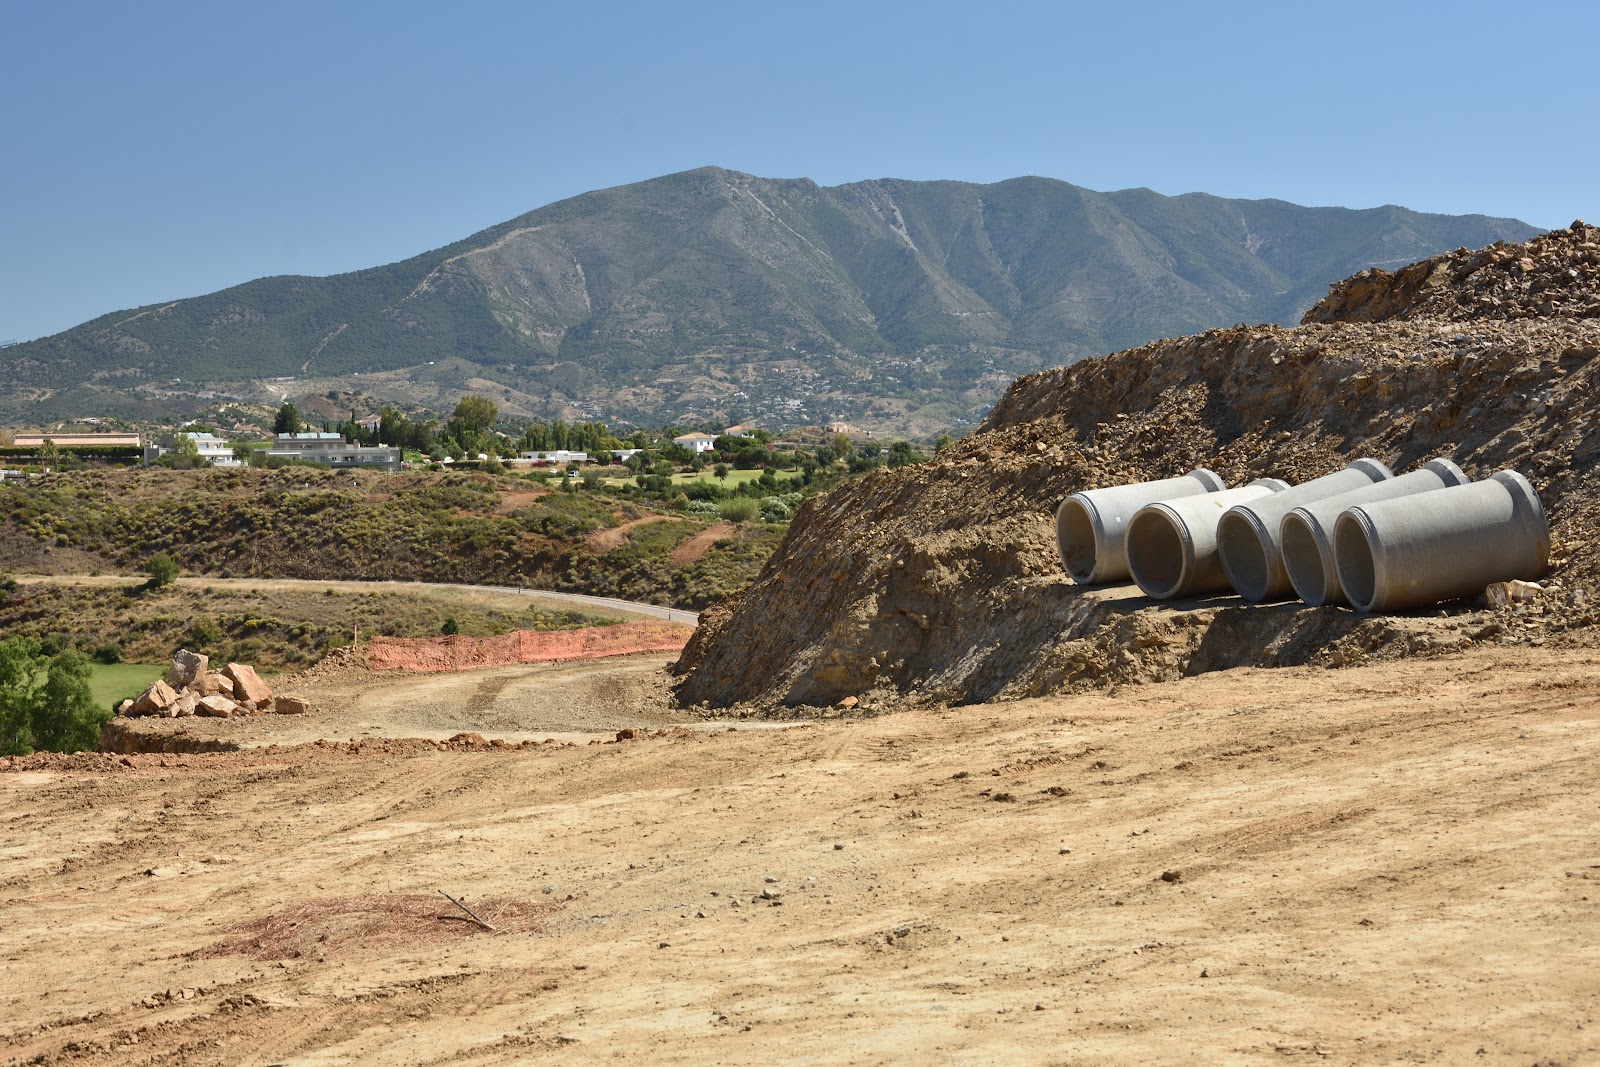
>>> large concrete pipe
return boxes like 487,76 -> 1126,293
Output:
1056,468 -> 1227,584
1279,459 -> 1468,607
1333,470 -> 1549,613
1126,480 -> 1291,600
1216,459 -> 1392,602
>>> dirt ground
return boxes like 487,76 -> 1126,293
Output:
3,646 -> 1599,1065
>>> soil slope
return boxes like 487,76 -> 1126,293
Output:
675,222 -> 1600,709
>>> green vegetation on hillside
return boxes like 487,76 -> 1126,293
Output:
0,466 -> 783,610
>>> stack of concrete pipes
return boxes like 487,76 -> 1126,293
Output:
1055,458 -> 1548,611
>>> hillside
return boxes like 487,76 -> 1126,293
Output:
0,467 -> 779,611
1,168 -> 1536,436
673,222 -> 1600,709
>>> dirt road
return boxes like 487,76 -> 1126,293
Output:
13,575 -> 701,625
3,645 -> 1598,1064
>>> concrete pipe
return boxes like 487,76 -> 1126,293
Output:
1056,468 -> 1227,584
1216,459 -> 1392,602
1333,470 -> 1549,613
1278,459 -> 1468,607
1126,480 -> 1291,600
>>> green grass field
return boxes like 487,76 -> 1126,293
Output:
89,662 -> 167,709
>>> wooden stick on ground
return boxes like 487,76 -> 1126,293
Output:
438,890 -> 497,932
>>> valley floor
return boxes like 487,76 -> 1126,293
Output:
2,645 -> 1597,1065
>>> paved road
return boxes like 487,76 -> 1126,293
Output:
14,575 -> 700,625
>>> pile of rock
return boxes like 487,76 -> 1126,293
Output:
119,649 -> 311,719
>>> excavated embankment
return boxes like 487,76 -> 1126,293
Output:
674,222 -> 1600,709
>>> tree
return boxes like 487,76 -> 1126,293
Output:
714,463 -> 730,482
449,395 -> 498,439
887,441 -> 924,467
440,616 -> 460,636
38,438 -> 59,469
273,402 -> 303,436
144,553 -> 178,588
831,433 -> 853,462
167,432 -> 201,468
0,638 -> 108,755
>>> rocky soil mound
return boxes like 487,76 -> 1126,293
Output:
674,222 -> 1600,709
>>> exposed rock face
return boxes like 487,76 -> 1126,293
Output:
198,672 -> 236,698
129,680 -> 178,717
223,663 -> 272,706
165,649 -> 208,690
195,695 -> 239,718
674,223 -> 1600,709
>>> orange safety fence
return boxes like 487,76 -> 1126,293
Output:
365,621 -> 693,673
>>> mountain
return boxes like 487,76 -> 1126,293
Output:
0,167 -> 1540,435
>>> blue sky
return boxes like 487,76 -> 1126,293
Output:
3,0 -> 1596,342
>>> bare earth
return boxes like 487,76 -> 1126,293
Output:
3,645 -> 1598,1065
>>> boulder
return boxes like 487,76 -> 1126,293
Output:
195,695 -> 239,718
116,699 -> 134,716
198,672 -> 236,698
172,692 -> 198,718
165,649 -> 208,690
223,663 -> 272,705
272,695 -> 311,716
129,679 -> 178,717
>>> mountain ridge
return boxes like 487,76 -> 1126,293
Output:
1,167 -> 1540,434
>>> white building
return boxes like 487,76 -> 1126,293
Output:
672,432 -> 718,453
144,431 -> 243,467
519,450 -> 590,464
267,432 -> 402,471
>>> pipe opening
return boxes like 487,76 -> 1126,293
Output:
1334,512 -> 1378,611
1279,514 -> 1327,604
1126,509 -> 1186,599
1217,511 -> 1270,600
1056,497 -> 1099,583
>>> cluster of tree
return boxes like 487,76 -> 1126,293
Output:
0,635 -> 108,755
520,418 -> 629,455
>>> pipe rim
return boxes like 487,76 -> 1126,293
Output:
1279,509 -> 1331,605
1421,458 -> 1469,486
1055,494 -> 1103,584
1249,478 -> 1292,492
1333,507 -> 1383,612
1188,467 -> 1228,493
1126,503 -> 1193,600
1349,457 -> 1394,483
1217,507 -> 1273,601
1491,469 -> 1552,573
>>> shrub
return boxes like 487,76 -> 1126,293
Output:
440,616 -> 460,636
719,498 -> 759,523
94,642 -> 122,665
189,616 -> 222,647
144,553 -> 179,588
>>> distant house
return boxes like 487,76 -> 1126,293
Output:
356,414 -> 383,434
14,433 -> 141,448
827,421 -> 874,439
610,448 -> 643,462
147,431 -> 243,467
672,432 -> 718,454
267,432 -> 401,471
519,450 -> 590,465
722,424 -> 757,438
